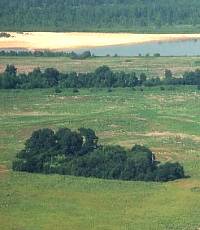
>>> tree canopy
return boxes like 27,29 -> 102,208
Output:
0,0 -> 200,32
1,65 -> 200,90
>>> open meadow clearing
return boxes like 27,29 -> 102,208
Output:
1,56 -> 200,78
1,87 -> 200,229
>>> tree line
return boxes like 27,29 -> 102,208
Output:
0,50 -> 92,59
13,127 -> 185,182
1,64 -> 200,90
0,0 -> 200,32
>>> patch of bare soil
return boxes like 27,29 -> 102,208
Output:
0,165 -> 9,176
174,179 -> 200,190
143,131 -> 200,142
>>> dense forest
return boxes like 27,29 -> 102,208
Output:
13,127 -> 185,182
0,0 -> 200,32
1,64 -> 200,90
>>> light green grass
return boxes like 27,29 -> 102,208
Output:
1,86 -> 200,229
1,56 -> 200,77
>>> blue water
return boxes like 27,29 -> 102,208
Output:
1,39 -> 200,56
77,39 -> 200,56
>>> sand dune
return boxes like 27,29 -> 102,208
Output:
1,32 -> 200,51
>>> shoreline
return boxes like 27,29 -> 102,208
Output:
1,32 -> 200,51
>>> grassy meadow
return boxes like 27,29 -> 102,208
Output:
1,86 -> 200,229
1,56 -> 200,77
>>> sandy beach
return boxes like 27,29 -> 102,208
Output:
1,32 -> 200,51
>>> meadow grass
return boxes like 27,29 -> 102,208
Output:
1,86 -> 200,229
1,56 -> 200,77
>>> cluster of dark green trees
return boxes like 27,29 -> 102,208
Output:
0,65 -> 142,89
1,64 -> 200,90
0,0 -> 200,32
0,50 -> 92,59
13,127 -> 185,182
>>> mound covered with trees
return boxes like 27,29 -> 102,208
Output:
13,127 -> 185,182
1,64 -> 200,90
0,0 -> 200,32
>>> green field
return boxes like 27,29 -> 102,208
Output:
1,56 -> 200,78
1,86 -> 200,229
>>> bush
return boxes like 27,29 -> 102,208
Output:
55,87 -> 62,93
154,162 -> 185,182
73,88 -> 79,93
153,53 -> 161,57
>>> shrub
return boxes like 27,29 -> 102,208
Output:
55,87 -> 62,93
154,162 -> 185,182
153,53 -> 161,57
73,88 -> 79,93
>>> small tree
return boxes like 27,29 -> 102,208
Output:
44,68 -> 59,87
154,162 -> 185,182
56,128 -> 83,156
78,128 -> 98,154
5,64 -> 17,76
140,73 -> 147,84
165,69 -> 173,79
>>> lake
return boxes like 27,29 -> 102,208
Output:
1,32 -> 200,56
77,39 -> 200,56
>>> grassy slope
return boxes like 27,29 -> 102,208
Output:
1,87 -> 200,229
1,56 -> 200,78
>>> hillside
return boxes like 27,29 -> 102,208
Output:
1,87 -> 200,229
1,0 -> 200,32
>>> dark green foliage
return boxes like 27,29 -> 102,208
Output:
154,162 -> 185,182
78,128 -> 98,154
154,53 -> 161,57
55,128 -> 83,156
0,65 -> 141,89
55,87 -> 62,94
5,64 -> 17,75
70,51 -> 92,60
182,69 -> 200,85
13,127 -> 185,182
165,69 -> 173,79
139,73 -> 147,84
73,88 -> 79,93
0,65 -> 17,89
0,50 -> 91,58
144,77 -> 161,87
44,68 -> 59,87
14,128 -> 57,172
2,65 -> 200,90
1,0 -> 200,32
